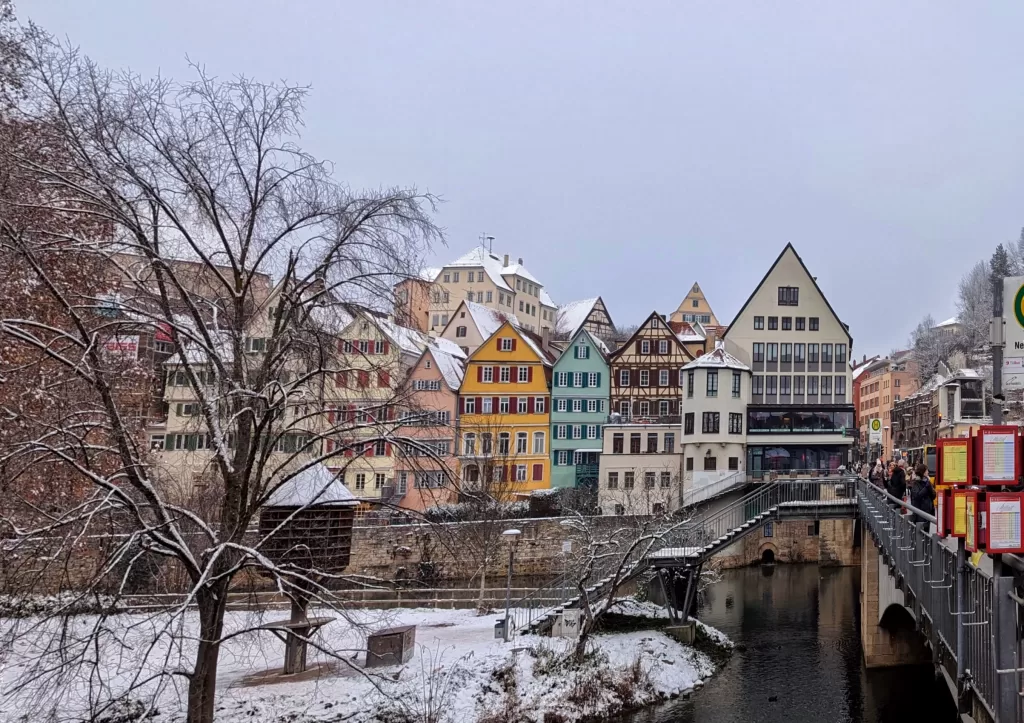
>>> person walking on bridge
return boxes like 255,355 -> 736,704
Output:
869,459 -> 884,488
886,459 -> 907,509
909,463 -> 936,524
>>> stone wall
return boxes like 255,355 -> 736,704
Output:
714,518 -> 859,569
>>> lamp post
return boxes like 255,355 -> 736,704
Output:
502,528 -> 521,642
559,519 -> 574,594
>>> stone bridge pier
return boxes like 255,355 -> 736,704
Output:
859,523 -> 930,668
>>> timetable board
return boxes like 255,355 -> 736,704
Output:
986,494 -> 1024,553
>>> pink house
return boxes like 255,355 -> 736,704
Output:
394,340 -> 465,512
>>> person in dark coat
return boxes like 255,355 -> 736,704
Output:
887,459 -> 907,503
909,463 -> 936,525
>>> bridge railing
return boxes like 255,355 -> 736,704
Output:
858,479 -> 1022,723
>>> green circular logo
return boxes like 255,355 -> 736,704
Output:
870,419 -> 881,432
1014,284 -> 1024,328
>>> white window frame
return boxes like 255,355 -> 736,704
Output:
482,366 -> 493,383
619,370 -> 630,386
573,372 -> 583,387
533,432 -> 545,454
557,398 -> 568,412
556,372 -> 568,387
499,337 -> 513,351
572,399 -> 583,412
659,369 -> 669,386
588,399 -> 598,413
500,366 -> 511,383
516,432 -> 528,454
556,424 -> 567,439
587,425 -> 598,439
588,371 -> 598,387
535,397 -> 546,413
641,340 -> 650,354
557,450 -> 569,465
576,344 -> 587,359
517,397 -> 528,414
572,425 -> 582,440
640,370 -> 650,387
518,366 -> 529,383
482,397 -> 493,414
658,339 -> 668,354
499,397 -> 510,414
515,464 -> 527,482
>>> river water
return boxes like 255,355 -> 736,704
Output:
633,565 -> 957,723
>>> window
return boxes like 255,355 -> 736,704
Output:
614,504 -> 625,516
533,432 -> 545,454
768,316 -> 778,330
640,370 -> 650,387
555,372 -> 567,387
659,400 -> 670,416
706,370 -> 718,397
536,397 -> 546,413
587,425 -> 598,439
795,317 -> 805,331
573,372 -> 583,387
821,376 -> 832,395
835,376 -> 846,396
647,433 -> 658,453
555,424 -> 567,440
468,290 -> 475,301
569,424 -> 581,440
754,316 -> 765,330
767,343 -> 778,363
455,325 -> 468,338
821,344 -> 832,364
572,399 -> 583,412
794,343 -> 805,363
809,317 -> 819,331
782,316 -> 792,331
608,472 -> 619,489
355,473 -> 366,491
835,344 -> 847,364
766,376 -> 777,395
729,413 -> 743,434
500,366 -> 511,383
482,366 -> 494,383
588,372 -> 598,387
778,286 -> 799,306
482,397 -> 493,414
517,366 -> 529,383
686,457 -> 694,471
613,433 -> 624,453
499,397 -> 510,414
481,434 -> 492,455
644,471 -> 656,489
619,370 -> 630,386
702,412 -> 720,433
781,343 -> 792,363
679,368 -> 686,387
693,299 -> 699,308
150,435 -> 165,451
517,397 -> 528,414
753,375 -> 764,395
794,375 -> 805,395
641,340 -> 651,354
587,399 -> 598,413
443,273 -> 450,283
498,433 -> 510,454
687,371 -> 694,397
732,372 -> 742,398
764,523 -> 773,537
728,457 -> 739,471
654,369 -> 667,387
808,343 -> 819,363
499,292 -> 505,305
780,375 -> 790,396
515,432 -> 528,454
660,471 -> 671,488
486,291 -> 493,303
375,473 -> 386,490
684,413 -> 694,434
630,433 -> 642,453
658,339 -> 669,354
463,433 -> 476,455
499,337 -> 514,351
808,376 -> 819,395
752,343 -> 765,363
619,400 -> 630,416
639,400 -> 650,417
519,300 -> 524,312
575,344 -> 588,359
624,471 -> 635,489
516,465 -> 527,482
664,433 -> 675,453
704,456 -> 717,471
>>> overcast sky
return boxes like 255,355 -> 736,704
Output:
18,1 -> 1024,357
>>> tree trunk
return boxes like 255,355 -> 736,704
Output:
478,562 -> 487,610
186,584 -> 229,723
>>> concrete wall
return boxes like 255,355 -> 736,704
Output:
714,518 -> 858,568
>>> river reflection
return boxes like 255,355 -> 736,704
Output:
633,565 -> 956,723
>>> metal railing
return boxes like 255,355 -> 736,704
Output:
680,470 -> 748,509
858,479 -> 1023,723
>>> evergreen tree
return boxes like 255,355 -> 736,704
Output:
991,243 -> 1012,288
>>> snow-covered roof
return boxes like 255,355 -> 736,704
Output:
539,288 -> 555,308
308,304 -> 357,336
378,319 -> 429,355
503,263 -> 541,285
266,464 -> 357,507
445,247 -> 514,292
431,336 -> 466,359
465,300 -> 520,341
671,320 -> 706,344
951,368 -> 982,380
419,267 -> 441,282
556,298 -> 599,337
682,345 -> 749,371
935,316 -> 960,328
428,343 -> 466,391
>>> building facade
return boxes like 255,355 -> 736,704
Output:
457,321 -> 555,497
608,312 -> 694,421
549,328 -> 610,490
856,352 -> 918,457
680,346 -> 751,499
670,281 -> 720,326
720,244 -> 854,477
438,300 -> 520,357
554,297 -> 617,344
597,422 -> 683,515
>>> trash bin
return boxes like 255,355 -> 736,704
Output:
494,619 -> 506,639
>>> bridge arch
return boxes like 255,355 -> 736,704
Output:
758,542 -> 779,565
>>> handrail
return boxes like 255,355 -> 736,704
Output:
866,480 -> 937,523
680,470 -> 748,509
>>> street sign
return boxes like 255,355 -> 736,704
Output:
1002,275 -> 1024,353
868,418 -> 882,445
1004,356 -> 1024,390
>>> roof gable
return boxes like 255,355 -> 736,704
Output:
468,320 -> 555,366
609,311 -> 693,362
554,328 -> 610,369
722,243 -> 852,344
438,300 -> 520,342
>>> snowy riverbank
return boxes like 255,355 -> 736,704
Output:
0,601 -> 730,723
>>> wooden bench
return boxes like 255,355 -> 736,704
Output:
259,616 -> 335,674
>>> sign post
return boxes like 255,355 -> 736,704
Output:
868,419 -> 882,459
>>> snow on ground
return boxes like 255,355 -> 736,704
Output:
0,602 -> 729,723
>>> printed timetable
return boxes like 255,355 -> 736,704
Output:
982,432 -> 1016,482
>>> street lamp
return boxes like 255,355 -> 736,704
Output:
559,519 -> 574,592
501,528 -> 521,642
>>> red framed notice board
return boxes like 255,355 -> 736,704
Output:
935,489 -> 952,538
936,438 -> 971,490
964,491 -> 981,553
972,426 -> 1020,486
983,492 -> 1024,554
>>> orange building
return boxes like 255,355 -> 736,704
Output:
856,352 -> 919,457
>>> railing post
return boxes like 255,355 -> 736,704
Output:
956,537 -> 969,712
991,557 -> 1021,723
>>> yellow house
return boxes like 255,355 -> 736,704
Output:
458,321 -> 555,496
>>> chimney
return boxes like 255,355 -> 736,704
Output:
542,325 -> 551,352
503,254 -> 509,267
517,257 -> 523,265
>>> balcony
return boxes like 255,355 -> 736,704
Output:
575,464 -> 600,487
606,414 -> 681,426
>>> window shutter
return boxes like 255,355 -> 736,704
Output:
345,446 -> 353,458
328,409 -> 336,424
385,443 -> 392,457
499,465 -> 508,482
477,366 -> 484,382
492,365 -> 499,380
476,397 -> 483,413
509,396 -> 517,413
511,366 -> 518,382
528,367 -> 534,382
511,339 -> 518,351
532,464 -> 543,481
581,374 -> 588,388
585,346 -> 590,359
382,340 -> 390,355
336,371 -> 347,387
365,443 -> 374,457
337,339 -> 344,354
528,397 -> 535,414
493,396 -> 500,411
566,374 -> 573,388
636,341 -> 642,354
459,397 -> 465,414
595,372 -> 601,386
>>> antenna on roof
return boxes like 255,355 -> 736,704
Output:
479,232 -> 495,254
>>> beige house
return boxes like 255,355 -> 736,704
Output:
670,282 -> 720,326
554,297 -> 616,344
680,345 -> 750,496
437,300 -> 521,357
597,422 -> 683,515
720,243 -> 854,477
424,246 -> 556,335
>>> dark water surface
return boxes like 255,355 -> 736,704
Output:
633,565 -> 957,723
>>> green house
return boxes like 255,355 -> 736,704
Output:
550,328 -> 610,489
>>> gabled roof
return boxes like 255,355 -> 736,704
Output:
668,320 -> 706,344
682,344 -> 749,371
502,263 -> 541,284
421,340 -> 466,391
267,464 -> 358,508
556,297 -> 599,336
377,318 -> 429,355
721,243 -> 852,345
420,267 -> 441,282
471,320 -> 557,367
539,288 -> 555,307
556,327 -> 610,364
446,247 -> 514,291
454,300 -> 521,341
609,311 -> 694,362
935,316 -> 960,328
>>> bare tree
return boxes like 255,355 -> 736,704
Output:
956,259 -> 990,353
0,30 -> 441,723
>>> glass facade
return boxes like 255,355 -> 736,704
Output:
747,407 -> 854,434
747,445 -> 849,477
